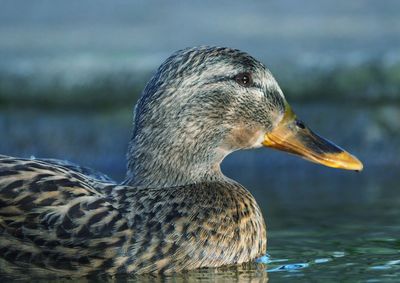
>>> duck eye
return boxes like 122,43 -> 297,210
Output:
234,72 -> 252,87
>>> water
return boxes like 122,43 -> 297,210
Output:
1,0 -> 400,105
264,204 -> 400,282
0,103 -> 399,282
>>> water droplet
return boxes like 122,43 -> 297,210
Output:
332,251 -> 346,258
369,265 -> 391,270
314,258 -> 331,264
387,259 -> 400,265
255,254 -> 271,264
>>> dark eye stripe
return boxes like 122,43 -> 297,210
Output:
203,74 -> 259,89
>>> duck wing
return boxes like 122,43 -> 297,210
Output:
0,155 -> 131,277
28,156 -> 116,183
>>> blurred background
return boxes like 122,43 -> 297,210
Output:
0,1 -> 399,281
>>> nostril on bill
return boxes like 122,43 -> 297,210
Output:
295,120 -> 306,129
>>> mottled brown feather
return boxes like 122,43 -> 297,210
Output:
0,156 -> 266,277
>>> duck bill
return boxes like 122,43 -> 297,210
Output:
262,106 -> 363,171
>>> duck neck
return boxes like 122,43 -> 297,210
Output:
123,131 -> 229,188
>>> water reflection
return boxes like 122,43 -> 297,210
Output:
267,263 -> 309,273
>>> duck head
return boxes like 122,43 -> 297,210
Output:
126,47 -> 362,188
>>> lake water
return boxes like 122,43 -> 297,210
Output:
0,103 -> 399,282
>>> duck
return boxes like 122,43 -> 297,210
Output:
0,46 -> 363,278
